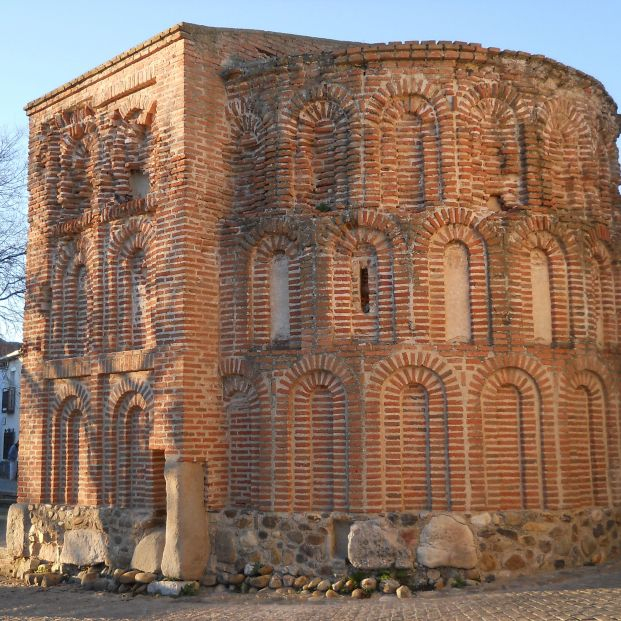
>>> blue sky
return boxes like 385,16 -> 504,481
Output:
1,0 -> 620,130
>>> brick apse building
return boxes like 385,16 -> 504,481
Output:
9,24 -> 621,580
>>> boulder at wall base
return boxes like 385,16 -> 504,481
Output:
347,519 -> 412,569
6,504 -> 30,558
416,515 -> 478,569
59,529 -> 108,566
131,528 -> 166,574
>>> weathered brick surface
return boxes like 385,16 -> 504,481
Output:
18,23 -> 621,572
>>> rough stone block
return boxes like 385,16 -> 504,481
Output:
59,529 -> 108,567
214,529 -> 236,564
348,519 -> 411,569
131,528 -> 165,573
417,515 -> 477,569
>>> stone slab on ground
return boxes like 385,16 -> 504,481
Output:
147,580 -> 199,597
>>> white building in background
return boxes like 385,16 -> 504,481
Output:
0,349 -> 21,478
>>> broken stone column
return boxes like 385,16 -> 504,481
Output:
161,458 -> 209,580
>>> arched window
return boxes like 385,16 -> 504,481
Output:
564,375 -> 608,508
59,259 -> 90,357
380,367 -> 451,512
381,107 -> 425,207
114,401 -> 163,511
460,93 -> 525,209
589,252 -> 615,349
333,240 -> 384,341
443,241 -> 472,342
287,372 -> 348,512
423,221 -> 491,345
541,105 -> 591,212
108,385 -> 164,512
234,130 -> 265,212
481,369 -> 544,510
58,137 -> 95,219
270,253 -> 290,342
530,248 -> 553,344
109,106 -> 155,205
295,99 -> 350,207
248,234 -> 301,349
226,100 -> 270,214
377,94 -> 442,209
548,126 -> 582,207
117,406 -> 152,508
473,100 -> 522,207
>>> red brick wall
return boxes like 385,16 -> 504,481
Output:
19,24 -> 353,510
220,42 -> 621,515
20,28 -> 621,520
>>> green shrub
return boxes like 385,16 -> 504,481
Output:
180,582 -> 198,596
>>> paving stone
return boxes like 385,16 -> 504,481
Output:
2,557 -> 621,620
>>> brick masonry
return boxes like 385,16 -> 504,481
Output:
13,23 -> 621,577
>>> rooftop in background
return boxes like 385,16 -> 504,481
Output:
0,341 -> 21,359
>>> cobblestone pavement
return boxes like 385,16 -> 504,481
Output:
1,561 -> 621,621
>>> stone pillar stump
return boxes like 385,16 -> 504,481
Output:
161,458 -> 209,579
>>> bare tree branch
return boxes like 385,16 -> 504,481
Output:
0,127 -> 27,340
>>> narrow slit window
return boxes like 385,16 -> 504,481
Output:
360,265 -> 370,313
270,253 -> 290,341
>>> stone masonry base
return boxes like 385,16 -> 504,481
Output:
209,506 -> 621,581
5,503 -> 621,583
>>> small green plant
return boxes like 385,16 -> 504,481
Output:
253,562 -> 261,575
180,582 -> 198,596
349,570 -> 366,584
35,565 -> 50,574
378,571 -> 393,582
316,202 -> 332,213
451,576 -> 467,589
395,569 -> 411,584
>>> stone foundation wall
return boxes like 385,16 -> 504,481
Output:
209,506 -> 621,581
7,503 -> 621,584
6,503 -> 162,569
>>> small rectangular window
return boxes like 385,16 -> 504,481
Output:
129,171 -> 150,199
2,387 -> 16,414
360,266 -> 370,313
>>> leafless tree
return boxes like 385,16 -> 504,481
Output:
0,128 -> 27,339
